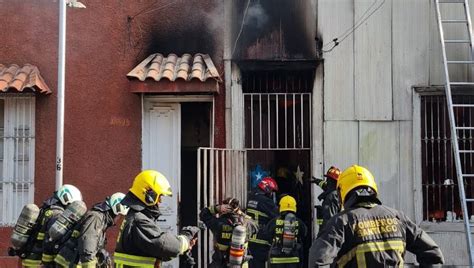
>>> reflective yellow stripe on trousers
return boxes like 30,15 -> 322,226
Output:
80,258 -> 97,268
113,252 -> 157,268
22,259 -> 42,267
270,256 -> 300,264
337,240 -> 405,268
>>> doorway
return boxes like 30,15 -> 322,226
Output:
142,97 -> 212,268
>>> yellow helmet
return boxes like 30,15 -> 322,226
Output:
337,165 -> 378,204
279,195 -> 297,213
130,170 -> 173,206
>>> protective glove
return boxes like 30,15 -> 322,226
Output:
215,204 -> 233,215
180,226 -> 201,241
311,176 -> 327,190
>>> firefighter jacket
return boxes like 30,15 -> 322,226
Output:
199,206 -> 258,267
264,212 -> 307,266
21,196 -> 65,267
308,201 -> 445,268
114,193 -> 190,268
246,188 -> 279,260
54,202 -> 115,268
317,180 -> 340,235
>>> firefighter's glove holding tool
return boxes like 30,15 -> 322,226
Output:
180,226 -> 201,248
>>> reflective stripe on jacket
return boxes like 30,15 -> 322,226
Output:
265,212 -> 307,265
114,193 -> 188,265
308,202 -> 445,268
113,252 -> 157,267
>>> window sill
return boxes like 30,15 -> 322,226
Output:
420,221 -> 472,233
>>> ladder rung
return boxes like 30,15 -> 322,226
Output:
447,61 -> 474,64
450,82 -> 474,85
438,0 -> 465,3
445,40 -> 471,43
465,199 -> 474,202
453,104 -> 474,107
459,150 -> 474,153
463,174 -> 474,177
442,19 -> 468,23
456,127 -> 474,130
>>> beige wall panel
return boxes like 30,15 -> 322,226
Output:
354,0 -> 392,120
318,0 -> 355,120
359,121 -> 400,209
324,120 -> 358,171
392,0 -> 430,120
399,121 -> 415,220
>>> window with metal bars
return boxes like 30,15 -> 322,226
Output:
0,96 -> 35,225
421,94 -> 474,222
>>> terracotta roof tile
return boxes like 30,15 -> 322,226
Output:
0,64 -> 52,94
127,53 -> 221,83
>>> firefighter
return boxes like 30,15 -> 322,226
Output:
114,170 -> 200,268
41,185 -> 84,267
246,177 -> 279,268
308,165 -> 445,267
10,184 -> 83,268
311,166 -> 341,235
200,197 -> 258,268
265,195 -> 307,268
54,192 -> 129,267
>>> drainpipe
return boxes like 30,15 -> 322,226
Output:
55,0 -> 67,190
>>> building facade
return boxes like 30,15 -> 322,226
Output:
0,0 -> 471,266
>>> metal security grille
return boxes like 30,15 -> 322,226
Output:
421,95 -> 474,221
244,93 -> 311,150
196,148 -> 247,268
0,96 -> 35,225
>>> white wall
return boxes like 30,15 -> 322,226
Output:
318,0 -> 473,265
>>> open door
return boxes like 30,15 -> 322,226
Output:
196,148 -> 247,268
142,102 -> 181,268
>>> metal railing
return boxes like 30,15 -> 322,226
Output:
196,148 -> 247,268
243,93 -> 311,150
421,94 -> 474,221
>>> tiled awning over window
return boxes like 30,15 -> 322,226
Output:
127,53 -> 221,94
0,64 -> 51,94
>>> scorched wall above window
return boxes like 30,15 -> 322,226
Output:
231,0 -> 318,60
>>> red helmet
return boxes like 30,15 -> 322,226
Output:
324,166 -> 341,181
258,177 -> 279,194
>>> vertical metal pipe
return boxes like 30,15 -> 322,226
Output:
259,94 -> 262,148
251,95 -> 254,149
203,149 -> 208,265
293,94 -> 296,148
56,0 -> 67,190
285,94 -> 288,148
301,94 -> 304,148
197,148 -> 201,268
267,94 -> 270,148
276,94 -> 279,149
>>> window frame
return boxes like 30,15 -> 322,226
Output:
413,87 -> 474,227
0,94 -> 35,225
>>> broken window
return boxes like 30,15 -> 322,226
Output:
421,94 -> 474,222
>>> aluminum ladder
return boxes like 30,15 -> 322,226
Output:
435,0 -> 474,265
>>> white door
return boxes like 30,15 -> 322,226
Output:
143,101 -> 181,268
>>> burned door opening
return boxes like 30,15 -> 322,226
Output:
180,102 -> 211,228
243,69 -> 314,266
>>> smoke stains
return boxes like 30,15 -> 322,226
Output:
127,0 -> 223,65
233,0 -> 317,60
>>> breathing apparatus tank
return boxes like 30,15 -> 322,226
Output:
48,200 -> 87,241
10,204 -> 40,250
281,212 -> 297,254
229,225 -> 246,266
